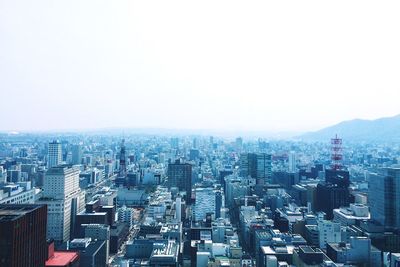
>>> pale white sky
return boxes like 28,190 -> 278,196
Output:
0,0 -> 399,133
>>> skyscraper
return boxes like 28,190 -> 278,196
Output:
37,165 -> 85,244
240,153 -> 272,184
288,151 -> 296,173
215,190 -> 222,219
316,169 -> 350,219
0,204 -> 48,267
48,140 -> 62,168
167,159 -> 192,202
369,167 -> 400,229
256,153 -> 272,183
71,144 -> 82,165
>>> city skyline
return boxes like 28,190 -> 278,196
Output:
1,1 -> 400,133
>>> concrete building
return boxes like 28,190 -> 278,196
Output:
333,204 -> 370,226
69,238 -> 108,267
317,220 -> 342,249
37,165 -> 85,244
326,237 -> 381,266
369,167 -> 400,229
118,205 -> 135,228
0,181 -> 36,204
288,152 -> 296,173
167,160 -> 192,202
82,224 -> 110,263
149,240 -> 179,266
71,144 -> 82,165
194,187 -> 216,221
48,140 -> 62,168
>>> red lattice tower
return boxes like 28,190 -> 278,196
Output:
331,134 -> 342,170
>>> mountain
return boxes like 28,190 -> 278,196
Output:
300,114 -> 400,142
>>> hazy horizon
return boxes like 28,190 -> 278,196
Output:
1,1 -> 399,133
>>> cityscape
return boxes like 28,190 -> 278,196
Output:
1,1 -> 400,267
1,129 -> 400,266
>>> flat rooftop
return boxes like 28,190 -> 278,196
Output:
45,251 -> 79,266
0,204 -> 45,222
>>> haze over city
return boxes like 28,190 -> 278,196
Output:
3,1 -> 400,267
1,0 -> 400,133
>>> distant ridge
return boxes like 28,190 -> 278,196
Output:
300,114 -> 400,142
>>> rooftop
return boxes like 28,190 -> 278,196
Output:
46,252 -> 79,266
0,204 -> 45,222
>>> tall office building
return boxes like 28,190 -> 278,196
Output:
194,187 -> 215,221
37,165 -> 85,244
256,153 -> 272,183
0,204 -> 48,267
167,159 -> 192,202
316,169 -> 350,220
288,151 -> 296,173
48,140 -> 62,168
369,167 -> 400,229
215,190 -> 222,219
240,153 -> 272,184
71,144 -> 82,165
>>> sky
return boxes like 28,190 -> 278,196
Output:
0,0 -> 399,133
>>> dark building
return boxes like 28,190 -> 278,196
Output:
75,212 -> 109,237
215,191 -> 222,219
325,169 -> 350,188
167,160 -> 192,202
219,169 -> 233,189
240,153 -> 257,178
294,246 -> 325,266
273,211 -> 289,233
272,171 -> 299,190
315,169 -> 350,220
316,183 -> 350,220
0,204 -> 48,267
110,222 -> 130,253
189,149 -> 200,161
69,238 -> 107,267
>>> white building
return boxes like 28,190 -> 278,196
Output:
0,182 -> 36,204
333,204 -> 370,226
118,205 -> 134,228
318,219 -> 341,249
48,140 -> 62,168
0,166 -> 6,183
194,187 -> 215,221
37,165 -> 85,244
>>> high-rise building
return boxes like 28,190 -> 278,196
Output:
316,169 -> 350,220
48,140 -> 62,168
0,166 -> 6,183
167,160 -> 192,202
0,204 -> 48,267
194,187 -> 215,221
369,167 -> 400,229
71,144 -> 82,165
37,165 -> 85,244
215,190 -> 222,219
256,153 -> 272,183
240,153 -> 257,178
240,153 -> 272,184
316,183 -> 349,220
288,151 -> 296,173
